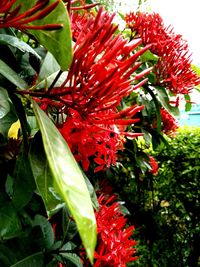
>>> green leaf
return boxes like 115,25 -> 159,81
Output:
14,0 -> 73,70
29,133 -> 65,217
12,150 -> 36,210
61,253 -> 83,267
0,88 -> 10,119
184,94 -> 192,112
0,103 -> 18,137
82,172 -> 99,210
154,86 -> 180,116
0,59 -> 28,89
0,202 -> 22,240
60,242 -> 83,267
31,101 -> 96,263
10,252 -> 44,267
33,215 -> 54,249
0,34 -> 41,59
140,50 -> 158,62
144,86 -> 162,132
38,52 -> 60,82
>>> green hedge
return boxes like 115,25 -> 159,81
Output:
107,127 -> 200,267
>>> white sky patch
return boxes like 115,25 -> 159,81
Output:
113,0 -> 200,64
150,0 -> 200,64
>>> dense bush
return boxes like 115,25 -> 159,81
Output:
108,127 -> 200,266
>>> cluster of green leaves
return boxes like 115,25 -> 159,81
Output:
0,1 -> 97,266
107,127 -> 200,267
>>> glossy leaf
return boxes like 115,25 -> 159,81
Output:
0,88 -> 10,119
29,133 -> 65,217
0,59 -> 28,89
10,252 -> 44,267
0,34 -> 41,59
14,0 -> 73,70
0,202 -> 22,240
32,101 -> 96,263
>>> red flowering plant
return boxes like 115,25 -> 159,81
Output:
125,10 -> 200,139
0,0 -> 200,266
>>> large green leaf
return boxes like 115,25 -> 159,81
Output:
0,59 -> 28,89
11,150 -> 36,210
10,252 -> 44,267
0,202 -> 22,240
14,0 -> 73,70
0,34 -> 41,59
29,133 -> 65,217
32,101 -> 96,263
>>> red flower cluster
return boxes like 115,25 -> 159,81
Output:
160,107 -> 179,136
125,12 -> 200,95
59,108 -> 122,172
94,195 -> 138,267
0,0 -> 62,30
149,156 -> 159,175
50,8 -> 152,171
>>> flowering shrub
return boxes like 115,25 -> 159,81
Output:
0,0 -> 199,266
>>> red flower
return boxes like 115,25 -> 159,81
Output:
160,108 -> 179,136
94,195 -> 138,267
149,156 -> 158,175
42,8 -> 151,171
70,12 -> 89,41
0,0 -> 62,30
125,12 -> 200,95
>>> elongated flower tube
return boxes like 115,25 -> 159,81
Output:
0,0 -> 62,30
125,12 -> 200,95
34,8 -> 152,171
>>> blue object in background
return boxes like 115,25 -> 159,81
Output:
178,104 -> 200,126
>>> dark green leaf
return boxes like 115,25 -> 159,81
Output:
32,101 -> 96,263
0,202 -> 22,240
10,252 -> 44,267
82,172 -> 99,210
33,215 -> 54,249
29,133 -> 65,217
60,242 -> 83,267
61,253 -> 83,267
12,150 -> 35,209
0,59 -> 28,89
0,34 -> 41,59
154,86 -> 180,116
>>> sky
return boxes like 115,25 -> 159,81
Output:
150,0 -> 200,64
115,0 -> 200,64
